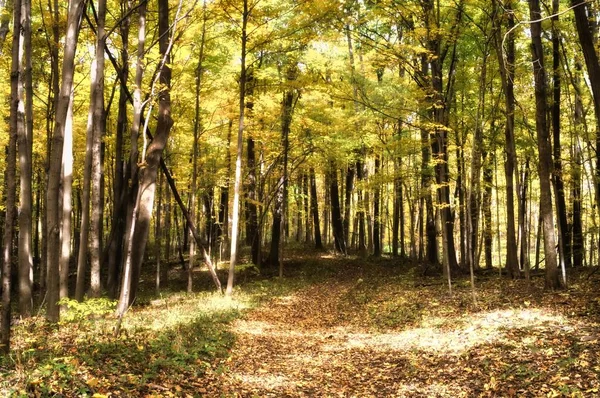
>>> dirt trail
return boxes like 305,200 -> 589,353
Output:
202,264 -> 600,397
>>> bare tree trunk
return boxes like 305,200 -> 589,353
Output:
115,0 -> 145,316
189,3 -> 206,292
47,0 -> 86,321
2,0 -> 21,353
482,150 -> 493,269
309,168 -> 323,249
373,154 -> 381,257
88,0 -> 107,298
529,0 -> 561,289
155,172 -> 162,293
17,0 -> 33,316
59,91 -> 74,307
551,0 -> 570,282
107,0 -> 131,299
329,164 -> 346,255
493,0 -> 520,278
227,0 -> 248,295
571,0 -> 600,259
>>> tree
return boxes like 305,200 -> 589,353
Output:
2,0 -> 21,353
227,0 -> 249,295
46,0 -> 87,322
528,0 -> 561,289
17,0 -> 33,317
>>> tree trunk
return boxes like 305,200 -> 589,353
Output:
571,0 -> 600,258
519,158 -> 531,279
467,47 -> 488,273
482,150 -> 493,269
572,63 -> 585,268
17,0 -> 33,316
116,0 -> 176,314
189,4 -> 206,292
2,0 -> 21,353
329,164 -> 346,254
309,168 -> 323,250
373,154 -> 381,257
89,0 -> 106,298
551,0 -> 570,279
107,0 -> 130,299
227,0 -> 248,295
46,0 -> 86,321
59,91 -> 74,307
356,159 -> 367,256
115,0 -> 145,315
529,0 -> 561,289
493,0 -> 520,278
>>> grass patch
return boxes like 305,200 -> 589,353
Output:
0,261 -> 315,397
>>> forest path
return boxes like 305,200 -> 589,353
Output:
203,258 -> 600,397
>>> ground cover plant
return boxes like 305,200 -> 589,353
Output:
1,254 -> 599,397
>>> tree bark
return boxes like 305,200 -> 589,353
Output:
373,154 -> 381,257
89,0 -> 107,298
551,0 -> 570,278
309,168 -> 323,250
46,0 -> 86,321
17,0 -> 33,316
2,0 -> 21,353
493,0 -> 520,278
107,0 -> 131,299
329,164 -> 346,255
571,0 -> 600,258
529,0 -> 561,289
227,0 -> 248,295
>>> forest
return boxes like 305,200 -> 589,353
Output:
0,0 -> 600,395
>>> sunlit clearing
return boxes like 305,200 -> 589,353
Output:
125,292 -> 252,331
322,308 -> 568,354
238,373 -> 290,389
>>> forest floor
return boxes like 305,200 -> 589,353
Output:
1,253 -> 600,397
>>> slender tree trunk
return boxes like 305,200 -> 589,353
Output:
519,158 -> 530,280
17,0 -> 33,316
227,0 -> 248,295
571,0 -> 600,257
107,0 -> 130,299
278,76 -> 296,276
117,0 -> 179,313
47,0 -> 86,321
529,0 -> 561,289
493,0 -> 520,278
115,0 -> 145,315
59,91 -> 74,307
303,173 -> 311,243
155,172 -> 162,293
329,163 -> 346,254
551,0 -> 570,280
189,4 -> 206,292
309,168 -> 323,249
247,136 -> 260,265
572,64 -> 585,268
482,150 -> 493,269
373,154 -> 381,257
88,0 -> 106,298
2,0 -> 21,353
468,48 -> 488,273
356,159 -> 367,256
392,121 -> 405,257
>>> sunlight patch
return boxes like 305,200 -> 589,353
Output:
237,372 -> 291,390
322,308 -> 570,354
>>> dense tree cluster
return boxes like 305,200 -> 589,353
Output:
1,0 -> 599,353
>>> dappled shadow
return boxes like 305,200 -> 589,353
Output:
203,263 -> 600,397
